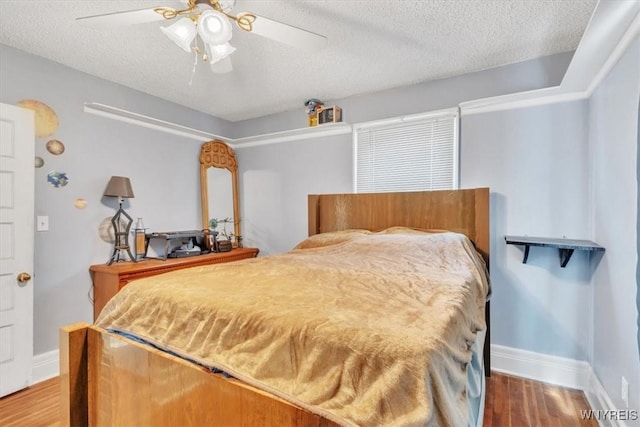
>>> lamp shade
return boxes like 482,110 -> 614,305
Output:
104,176 -> 134,198
197,10 -> 233,45
206,42 -> 236,64
161,17 -> 197,53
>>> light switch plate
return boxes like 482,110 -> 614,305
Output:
36,216 -> 49,231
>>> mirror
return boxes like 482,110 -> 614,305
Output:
200,140 -> 241,248
207,168 -> 233,232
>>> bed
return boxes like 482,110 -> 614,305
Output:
60,188 -> 490,427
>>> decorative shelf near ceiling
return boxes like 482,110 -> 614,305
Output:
504,235 -> 605,268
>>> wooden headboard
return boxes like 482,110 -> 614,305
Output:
308,188 -> 490,265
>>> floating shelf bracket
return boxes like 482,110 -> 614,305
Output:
558,248 -> 575,268
505,236 -> 604,268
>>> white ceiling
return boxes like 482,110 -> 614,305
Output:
0,0 -> 598,122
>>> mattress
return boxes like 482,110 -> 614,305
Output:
97,227 -> 490,426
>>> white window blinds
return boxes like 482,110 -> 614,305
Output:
354,108 -> 459,193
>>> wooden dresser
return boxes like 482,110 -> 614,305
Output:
90,248 -> 259,321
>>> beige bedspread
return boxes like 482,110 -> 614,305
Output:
96,228 -> 489,427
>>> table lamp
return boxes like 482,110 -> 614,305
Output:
104,176 -> 136,265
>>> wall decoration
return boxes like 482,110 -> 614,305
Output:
47,170 -> 68,188
98,217 -> 114,242
34,156 -> 44,168
98,216 -> 128,243
16,99 -> 59,137
304,98 -> 324,127
74,198 -> 88,209
46,139 -> 65,155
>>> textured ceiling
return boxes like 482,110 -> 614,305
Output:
0,0 -> 598,122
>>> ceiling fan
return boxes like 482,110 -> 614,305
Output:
77,0 -> 327,73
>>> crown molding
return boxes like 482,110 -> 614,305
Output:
84,102 -> 351,147
84,103 -> 224,142
459,87 -> 589,116
461,0 -> 639,116
584,10 -> 640,96
563,0 -> 640,95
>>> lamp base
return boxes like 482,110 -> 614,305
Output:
107,243 -> 136,265
107,207 -> 136,265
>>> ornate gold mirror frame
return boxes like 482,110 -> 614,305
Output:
200,140 -> 241,247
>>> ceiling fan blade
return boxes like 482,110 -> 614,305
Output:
245,14 -> 327,51
210,57 -> 233,74
77,8 -> 166,27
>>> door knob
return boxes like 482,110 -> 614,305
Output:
17,272 -> 31,283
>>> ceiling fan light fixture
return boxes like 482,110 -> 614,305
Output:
206,42 -> 236,64
160,17 -> 196,52
212,42 -> 236,57
76,0 -> 328,76
197,10 -> 233,45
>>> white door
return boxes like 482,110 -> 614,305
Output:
0,103 -> 35,397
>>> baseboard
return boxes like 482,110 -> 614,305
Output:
491,344 -> 590,390
584,366 -> 630,427
31,350 -> 59,385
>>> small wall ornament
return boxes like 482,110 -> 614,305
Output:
74,198 -> 88,209
46,139 -> 65,155
16,99 -> 59,137
47,170 -> 69,188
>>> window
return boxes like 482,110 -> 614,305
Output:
353,108 -> 459,193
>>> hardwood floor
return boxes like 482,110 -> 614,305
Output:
0,377 -> 60,427
0,373 -> 596,426
483,373 -> 598,427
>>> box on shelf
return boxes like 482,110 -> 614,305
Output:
318,106 -> 342,124
308,114 -> 318,127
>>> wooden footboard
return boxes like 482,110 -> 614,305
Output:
59,323 -> 89,426
60,324 -> 338,427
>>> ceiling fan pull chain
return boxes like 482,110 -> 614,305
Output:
189,43 -> 199,86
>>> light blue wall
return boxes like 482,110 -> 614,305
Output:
589,36 -> 640,412
0,44 -> 234,354
237,135 -> 352,254
461,101 -> 592,360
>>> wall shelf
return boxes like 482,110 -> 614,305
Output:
504,235 -> 605,267
232,122 -> 352,148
